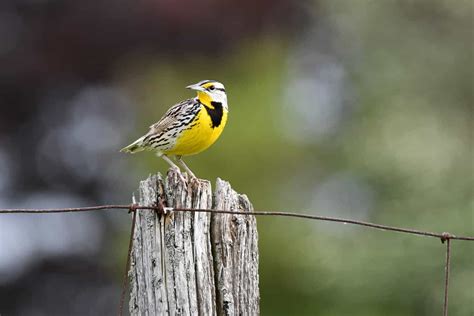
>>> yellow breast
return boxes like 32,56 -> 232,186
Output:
165,104 -> 228,156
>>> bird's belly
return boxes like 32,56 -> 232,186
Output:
165,110 -> 227,156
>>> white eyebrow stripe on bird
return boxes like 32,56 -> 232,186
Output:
198,80 -> 213,86
201,81 -> 225,92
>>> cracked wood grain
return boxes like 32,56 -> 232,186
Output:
129,170 -> 259,316
212,178 -> 260,316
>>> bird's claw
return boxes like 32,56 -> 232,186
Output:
176,170 -> 187,183
189,175 -> 199,183
169,166 -> 186,183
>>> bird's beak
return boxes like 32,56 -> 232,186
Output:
186,83 -> 205,91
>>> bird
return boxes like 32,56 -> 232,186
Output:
120,80 -> 228,181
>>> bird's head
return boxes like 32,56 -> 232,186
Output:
187,80 -> 227,109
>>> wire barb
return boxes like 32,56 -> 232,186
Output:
440,232 -> 452,244
128,203 -> 139,214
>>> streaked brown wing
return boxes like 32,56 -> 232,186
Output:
148,99 -> 193,135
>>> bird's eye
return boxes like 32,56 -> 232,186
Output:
209,86 -> 215,91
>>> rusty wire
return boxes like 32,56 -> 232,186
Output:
118,206 -> 137,316
0,204 -> 472,316
1,205 -> 472,241
443,238 -> 452,316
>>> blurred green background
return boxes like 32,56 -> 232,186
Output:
0,0 -> 472,315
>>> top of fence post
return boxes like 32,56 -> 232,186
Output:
128,170 -> 260,316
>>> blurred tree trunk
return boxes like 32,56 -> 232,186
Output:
128,170 -> 260,316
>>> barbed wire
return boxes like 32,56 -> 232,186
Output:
0,204 -> 472,316
1,205 -> 472,241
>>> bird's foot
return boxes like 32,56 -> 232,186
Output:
187,174 -> 201,187
168,166 -> 187,183
185,170 -> 198,181
176,170 -> 187,183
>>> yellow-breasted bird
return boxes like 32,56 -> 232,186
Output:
120,80 -> 228,180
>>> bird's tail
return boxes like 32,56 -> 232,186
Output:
120,136 -> 146,154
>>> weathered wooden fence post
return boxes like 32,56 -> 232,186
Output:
128,170 -> 260,315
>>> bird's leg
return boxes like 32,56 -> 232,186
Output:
157,152 -> 180,170
157,153 -> 186,182
176,155 -> 198,181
